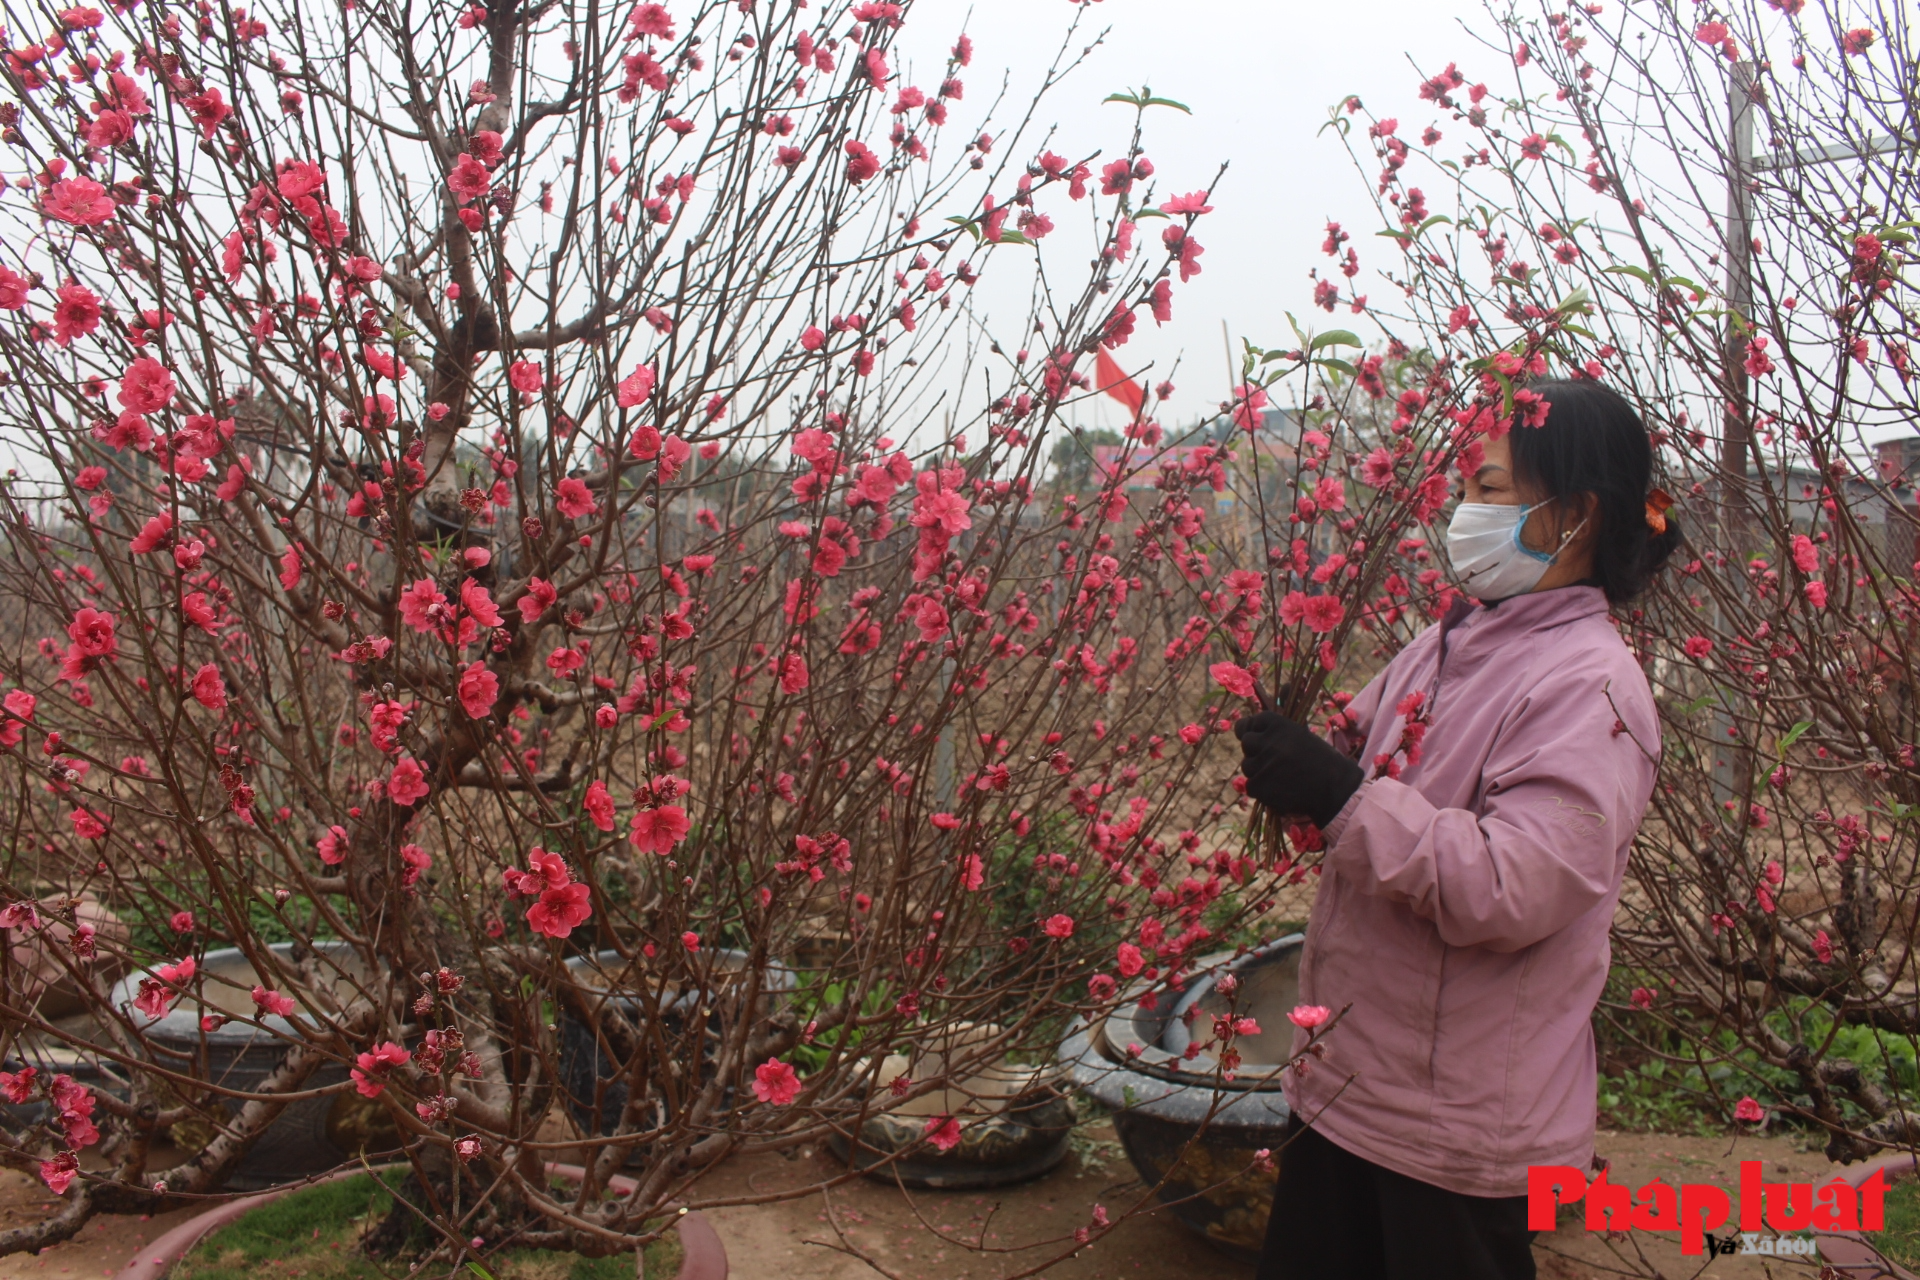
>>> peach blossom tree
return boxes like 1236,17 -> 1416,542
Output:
0,0 -> 1442,1268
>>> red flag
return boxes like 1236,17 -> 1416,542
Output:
1094,346 -> 1145,420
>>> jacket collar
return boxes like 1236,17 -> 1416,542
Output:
1424,586 -> 1609,716
1450,583 -> 1609,648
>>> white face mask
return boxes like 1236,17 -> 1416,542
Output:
1445,501 -> 1583,601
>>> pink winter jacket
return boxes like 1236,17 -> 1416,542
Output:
1281,584 -> 1659,1199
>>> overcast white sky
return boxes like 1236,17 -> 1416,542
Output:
894,0 -> 1488,434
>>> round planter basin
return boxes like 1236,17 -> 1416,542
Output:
1060,935 -> 1303,1261
12,897 -> 129,1020
113,1163 -> 726,1280
558,948 -> 793,1161
3,900 -> 133,1114
107,942 -> 395,1189
829,1023 -> 1073,1189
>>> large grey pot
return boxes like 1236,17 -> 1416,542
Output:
1060,934 -> 1303,1261
107,941 -> 391,1189
558,947 -> 794,1163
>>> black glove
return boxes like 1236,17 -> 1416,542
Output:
1234,711 -> 1365,828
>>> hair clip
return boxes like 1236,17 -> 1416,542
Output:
1644,488 -> 1674,534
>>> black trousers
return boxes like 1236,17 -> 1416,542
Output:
1255,1117 -> 1536,1280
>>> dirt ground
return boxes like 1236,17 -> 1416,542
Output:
0,1123 -> 1860,1280
0,1175 -> 199,1280
689,1124 -> 1843,1280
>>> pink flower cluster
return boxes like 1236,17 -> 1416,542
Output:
503,848 -> 592,939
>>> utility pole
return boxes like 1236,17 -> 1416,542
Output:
1710,63 -> 1756,808
933,656 -> 956,807
1712,62 -> 1900,806
1722,61 -> 1756,536
1719,63 -> 1898,503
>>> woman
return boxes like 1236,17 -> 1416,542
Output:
1242,381 -> 1678,1280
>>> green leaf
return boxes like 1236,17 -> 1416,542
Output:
1777,720 -> 1813,752
992,230 -> 1032,246
468,1265 -> 498,1280
1489,369 -> 1514,414
1310,330 -> 1361,351
1103,86 -> 1188,113
944,214 -> 982,243
1133,207 -> 1171,220
1414,214 -> 1453,235
1556,285 -> 1592,314
1315,357 -> 1358,377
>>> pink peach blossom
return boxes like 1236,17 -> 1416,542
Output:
752,1058 -> 801,1105
388,757 -> 429,807
629,805 -> 690,854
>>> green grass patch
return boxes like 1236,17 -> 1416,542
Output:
171,1171 -> 682,1280
1596,1059 -> 1725,1136
1878,1175 -> 1920,1269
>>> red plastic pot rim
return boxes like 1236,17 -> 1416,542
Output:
1814,1151 -> 1917,1280
109,1162 -> 725,1280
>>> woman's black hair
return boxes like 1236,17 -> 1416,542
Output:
1508,379 -> 1681,603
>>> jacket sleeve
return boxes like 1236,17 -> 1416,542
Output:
1320,664 -> 1655,952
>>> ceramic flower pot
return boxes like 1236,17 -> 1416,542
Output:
829,1023 -> 1075,1189
1060,935 -> 1304,1261
106,941 -> 394,1189
1,898 -> 133,1122
558,947 -> 794,1160
10,896 -> 130,1020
